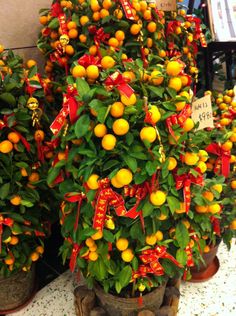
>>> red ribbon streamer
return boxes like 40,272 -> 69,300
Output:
174,171 -> 204,213
186,16 -> 207,48
64,192 -> 86,232
210,216 -> 221,236
69,243 -> 81,272
78,54 -> 101,68
0,216 -> 14,253
205,143 -> 230,178
118,0 -> 135,20
51,3 -> 68,35
88,27 -> 110,58
104,71 -> 134,98
166,104 -> 192,139
50,85 -> 79,135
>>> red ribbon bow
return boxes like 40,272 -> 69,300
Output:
78,54 -> 101,68
174,171 -> 204,213
166,104 -> 192,139
104,71 -> 134,98
51,3 -> 68,35
186,16 -> 207,48
205,143 -> 230,178
0,216 -> 14,253
50,85 -> 79,135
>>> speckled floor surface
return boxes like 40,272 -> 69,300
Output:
7,240 -> 236,316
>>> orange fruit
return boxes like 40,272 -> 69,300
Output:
145,234 -> 157,245
197,161 -> 207,173
101,56 -> 116,69
4,257 -> 14,265
147,21 -> 157,32
101,134 -> 116,150
67,21 -> 77,29
110,101 -> 125,118
30,252 -> 40,262
87,174 -> 99,190
28,172 -> 40,182
168,134 -> 180,145
175,202 -> 186,214
231,180 -> 236,189
221,141 -> 233,151
9,236 -> 19,245
182,220 -> 190,229
158,213 -> 168,220
36,246 -> 44,254
140,126 -> 156,143
184,152 -> 199,165
112,118 -> 129,135
166,61 -> 183,76
202,191 -> 214,202
203,245 -> 210,253
168,157 -> 177,170
79,34 -> 87,43
92,11 -> 101,21
168,77 -> 182,92
65,45 -> 75,55
91,230 -> 103,240
198,150 -> 209,162
85,238 -> 95,248
102,0 -> 112,9
230,219 -> 236,230
148,105 -> 161,124
150,70 -> 164,85
72,65 -> 86,78
10,195 -> 21,206
20,168 -> 28,177
121,248 -> 134,262
183,118 -> 194,132
115,30 -> 125,41
211,184 -> 223,193
130,24 -> 141,35
230,133 -> 236,142
58,152 -> 67,161
116,238 -> 129,251
108,37 -> 119,47
114,9 -> 123,19
7,132 -> 20,144
91,0 -> 101,11
34,130 -> 45,141
150,190 -> 166,206
220,118 -> 231,126
89,251 -> 99,261
208,203 -> 221,214
39,16 -> 48,25
86,65 -> 99,79
116,169 -> 133,186
26,59 -> 37,68
195,205 -> 208,213
175,100 -> 186,111
155,230 -> 163,241
111,176 -> 124,188
80,16 -> 89,26
68,28 -> 78,39
89,45 -> 98,56
122,71 -> 136,82
0,140 -> 13,153
94,124 -> 107,138
121,93 -> 137,106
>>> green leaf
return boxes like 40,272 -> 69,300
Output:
115,281 -> 122,294
147,86 -> 164,98
119,265 -> 132,289
122,155 -> 137,173
74,114 -> 90,138
48,18 -> 59,29
131,256 -> 139,271
103,229 -> 115,242
103,159 -> 119,171
142,200 -> 154,217
91,257 -> 107,281
21,200 -> 34,207
0,92 -> 16,106
47,167 -> 61,185
76,77 -> 90,97
175,222 -> 189,249
167,196 -> 180,214
0,183 -> 10,200
166,87 -> 177,99
176,249 -> 187,265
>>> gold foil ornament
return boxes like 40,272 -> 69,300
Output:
27,97 -> 42,127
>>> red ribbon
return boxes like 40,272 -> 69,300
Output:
0,216 -> 14,253
69,243 -> 81,272
93,179 -> 143,231
118,0 -> 135,20
78,54 -> 101,68
174,171 -> 204,213
166,104 -> 192,139
64,192 -> 86,232
210,216 -> 221,236
50,85 -> 79,135
88,27 -> 110,58
186,16 -> 207,48
51,3 -> 68,35
205,143 -> 230,178
166,21 -> 181,36
137,246 -> 183,277
223,106 -> 236,120
104,71 -> 134,98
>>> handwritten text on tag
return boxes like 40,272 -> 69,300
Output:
191,94 -> 214,130
155,0 -> 177,11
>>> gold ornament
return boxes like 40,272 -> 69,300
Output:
27,97 -> 42,127
59,34 -> 69,47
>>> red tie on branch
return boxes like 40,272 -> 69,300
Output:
186,16 -> 207,48
166,104 -> 192,139
78,54 -> 101,68
205,143 -> 231,178
64,192 -> 86,232
51,3 -> 68,35
104,71 -> 134,98
50,85 -> 79,135
0,216 -> 14,253
174,171 -> 204,213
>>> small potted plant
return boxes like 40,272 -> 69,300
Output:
0,48 -> 53,313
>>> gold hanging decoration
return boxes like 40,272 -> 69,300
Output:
27,97 -> 43,127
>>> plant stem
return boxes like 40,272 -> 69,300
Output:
131,279 -> 136,298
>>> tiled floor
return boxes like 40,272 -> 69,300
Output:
6,240 -> 236,316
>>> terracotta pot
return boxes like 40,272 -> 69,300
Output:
0,264 -> 36,314
94,281 -> 167,316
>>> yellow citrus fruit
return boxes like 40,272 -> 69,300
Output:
36,246 -> 44,254
182,118 -> 195,132
26,59 -> 37,68
101,56 -> 116,69
175,99 -> 186,111
89,244 -> 98,252
65,45 -> 75,55
148,105 -> 161,124
85,238 -> 95,248
175,202 -> 186,214
155,230 -> 163,241
198,150 -> 209,162
231,180 -> 236,189
110,101 -> 125,118
150,70 -> 164,85
86,65 -> 99,79
166,61 -> 183,76
102,0 -> 112,9
4,257 -> 15,265
94,123 -> 107,138
20,168 -> 28,177
89,45 -> 98,56
115,30 -> 125,41
208,203 -> 221,214
230,219 -> 236,229
9,236 -> 19,245
10,195 -> 21,206
0,140 -> 13,153
101,134 -> 117,150
158,213 -> 168,220
89,251 -> 99,261
184,152 -> 199,165
79,34 -> 87,43
195,205 -> 208,213
150,190 -> 166,206
112,118 -> 129,135
116,168 -> 133,186
122,71 -> 136,82
30,252 -> 40,262
140,126 -> 156,143
197,161 -> 207,173
182,220 -> 190,229
202,191 -> 214,202
72,65 -> 86,78
108,37 -> 119,47
7,132 -> 20,144
80,15 -> 89,25
147,21 -> 157,33
121,248 -> 134,262
167,157 -> 177,170
116,238 -> 129,251
111,176 -> 124,188
168,77 -> 182,92
221,140 -> 233,151
87,174 -> 99,190
120,94 -> 137,106
145,234 -> 157,245
211,184 -> 223,193
91,230 -> 103,240
130,24 -> 141,35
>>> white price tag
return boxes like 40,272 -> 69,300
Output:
191,95 -> 214,130
155,0 -> 177,11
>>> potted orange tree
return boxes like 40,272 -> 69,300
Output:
38,0 -> 231,312
0,48 -> 54,313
